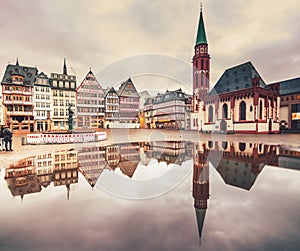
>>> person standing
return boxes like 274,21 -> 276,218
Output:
3,126 -> 13,151
0,125 -> 4,151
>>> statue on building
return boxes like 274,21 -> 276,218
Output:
68,104 -> 74,131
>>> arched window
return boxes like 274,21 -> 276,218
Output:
259,100 -> 263,119
201,73 -> 203,87
222,103 -> 228,119
208,105 -> 214,122
239,142 -> 246,152
222,141 -> 228,150
240,101 -> 246,120
201,59 -> 204,69
195,74 -> 198,87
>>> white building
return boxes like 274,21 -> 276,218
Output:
33,72 -> 52,131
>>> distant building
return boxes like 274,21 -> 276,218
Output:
33,72 -> 52,132
117,78 -> 140,126
143,97 -> 154,129
1,59 -> 37,132
104,78 -> 140,128
150,89 -> 192,130
271,77 -> 300,131
104,87 -> 120,128
76,70 -> 105,128
138,90 -> 151,111
50,59 -> 76,130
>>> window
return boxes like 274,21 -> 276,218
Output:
208,105 -> 214,122
240,101 -> 246,120
259,100 -> 263,119
239,142 -> 246,152
222,141 -> 228,150
222,103 -> 228,119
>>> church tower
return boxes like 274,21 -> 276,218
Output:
193,6 -> 210,112
192,143 -> 210,243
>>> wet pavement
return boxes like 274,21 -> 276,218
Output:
1,129 -> 300,169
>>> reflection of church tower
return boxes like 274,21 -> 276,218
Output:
192,143 -> 209,243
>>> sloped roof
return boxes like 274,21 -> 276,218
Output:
153,89 -> 191,104
209,61 -> 267,96
36,72 -> 48,79
77,69 -> 104,93
117,78 -> 139,97
1,63 -> 38,86
273,77 -> 300,95
106,87 -> 118,95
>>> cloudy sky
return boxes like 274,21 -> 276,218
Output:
0,0 -> 299,93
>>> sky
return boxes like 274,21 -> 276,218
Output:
0,0 -> 300,94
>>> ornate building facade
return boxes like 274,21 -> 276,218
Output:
50,59 -> 76,130
76,70 -> 105,128
1,60 -> 37,132
147,89 -> 192,129
202,62 -> 280,134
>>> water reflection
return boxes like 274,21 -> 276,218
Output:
2,140 -> 300,249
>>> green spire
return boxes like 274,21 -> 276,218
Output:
196,8 -> 207,45
195,208 -> 207,242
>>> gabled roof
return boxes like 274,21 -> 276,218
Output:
1,63 -> 38,86
117,78 -> 139,97
77,69 -> 104,93
196,10 -> 207,45
36,72 -> 48,79
272,77 -> 300,96
209,61 -> 267,96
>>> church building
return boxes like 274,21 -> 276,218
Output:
191,7 -> 280,134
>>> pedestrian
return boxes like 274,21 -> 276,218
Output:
0,125 -> 4,151
3,126 -> 13,151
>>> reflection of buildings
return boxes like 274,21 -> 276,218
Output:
278,147 -> 300,171
78,146 -> 108,187
104,143 -> 141,178
205,141 -> 278,190
143,141 -> 193,165
53,149 -> 78,200
192,143 -> 209,243
36,153 -> 53,188
5,156 -> 40,199
5,149 -> 79,200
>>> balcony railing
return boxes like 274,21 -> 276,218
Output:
6,111 -> 33,116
